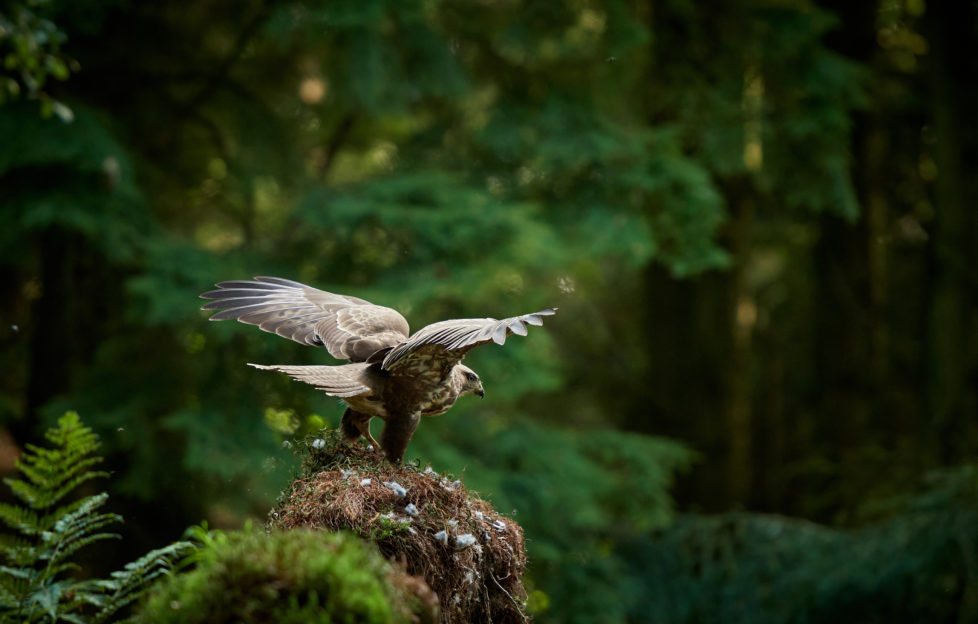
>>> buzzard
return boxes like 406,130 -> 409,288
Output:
200,277 -> 555,462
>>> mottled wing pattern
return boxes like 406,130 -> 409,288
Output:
200,277 -> 410,361
382,309 -> 557,374
248,362 -> 373,398
315,306 -> 411,361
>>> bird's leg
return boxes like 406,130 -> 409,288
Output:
340,408 -> 380,449
379,412 -> 421,463
357,420 -> 381,450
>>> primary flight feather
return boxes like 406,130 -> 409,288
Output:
200,276 -> 556,462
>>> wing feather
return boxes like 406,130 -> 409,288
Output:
214,280 -> 282,290
492,323 -> 508,345
252,276 -> 311,288
201,288 -> 284,300
258,310 -> 323,336
200,277 -> 410,361
382,308 -> 556,372
248,362 -> 373,398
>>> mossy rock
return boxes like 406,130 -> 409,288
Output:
268,430 -> 529,624
138,528 -> 437,623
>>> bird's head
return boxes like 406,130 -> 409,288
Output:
456,365 -> 485,398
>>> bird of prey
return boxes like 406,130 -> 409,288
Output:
200,277 -> 555,462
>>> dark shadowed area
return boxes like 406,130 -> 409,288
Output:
2,0 -> 977,622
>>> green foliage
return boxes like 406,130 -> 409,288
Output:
0,102 -> 149,264
137,528 -> 418,624
0,0 -> 75,119
6,1 -> 964,623
0,0 -> 866,521
629,467 -> 978,623
0,412 -> 193,623
262,407 -> 324,439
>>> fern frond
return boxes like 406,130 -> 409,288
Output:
18,495 -> 109,535
0,564 -> 36,581
40,561 -> 83,580
48,531 -> 122,571
86,540 -> 197,623
0,575 -> 22,605
44,412 -> 98,450
42,492 -> 117,539
0,564 -> 37,607
12,455 -> 107,510
40,495 -> 122,571
0,502 -> 40,535
4,475 -> 45,509
40,494 -> 117,548
2,540 -> 48,567
7,458 -> 108,510
0,412 -> 192,622
28,581 -> 64,621
0,412 -> 119,621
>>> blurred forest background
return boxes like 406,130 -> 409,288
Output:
2,0 -> 978,621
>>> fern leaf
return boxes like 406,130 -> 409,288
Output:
2,542 -> 45,567
26,495 -> 103,534
48,530 -> 122,570
4,476 -> 46,509
42,469 -> 111,511
46,505 -> 118,544
49,509 -> 121,544
0,564 -> 36,580
41,492 -> 115,542
88,540 -> 196,623
0,412 -> 191,623
29,581 -> 63,620
0,564 -> 37,605
15,456 -> 107,509
44,413 -> 96,449
0,502 -> 39,534
0,577 -> 21,605
9,458 -> 108,510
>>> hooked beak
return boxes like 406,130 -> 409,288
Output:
476,387 -> 485,398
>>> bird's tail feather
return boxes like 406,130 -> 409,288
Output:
248,362 -> 372,398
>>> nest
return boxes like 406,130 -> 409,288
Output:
268,431 -> 529,624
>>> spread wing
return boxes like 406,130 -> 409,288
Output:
200,277 -> 410,362
382,309 -> 556,374
248,362 -> 373,398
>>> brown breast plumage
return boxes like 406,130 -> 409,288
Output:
420,383 -> 459,416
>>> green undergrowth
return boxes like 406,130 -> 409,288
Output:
630,467 -> 978,623
0,412 -> 193,624
137,528 -> 434,624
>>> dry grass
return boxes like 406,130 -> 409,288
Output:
268,431 -> 529,624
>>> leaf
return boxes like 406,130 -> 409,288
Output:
30,581 -> 63,619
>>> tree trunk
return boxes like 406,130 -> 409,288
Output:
923,0 -> 978,461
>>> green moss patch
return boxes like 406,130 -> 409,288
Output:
138,529 -> 437,623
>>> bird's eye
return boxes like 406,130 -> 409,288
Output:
466,372 -> 477,381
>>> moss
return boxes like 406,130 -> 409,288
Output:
269,430 -> 530,624
137,528 -> 436,624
